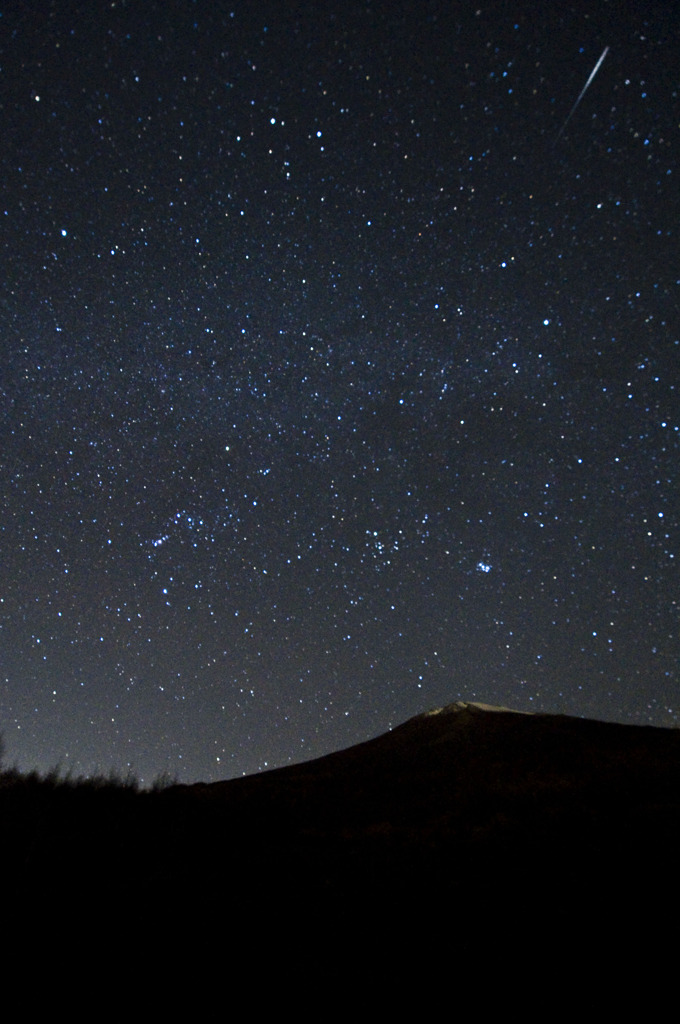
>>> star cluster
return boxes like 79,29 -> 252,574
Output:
1,1 -> 677,782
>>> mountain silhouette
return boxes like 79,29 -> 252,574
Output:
2,701 -> 679,994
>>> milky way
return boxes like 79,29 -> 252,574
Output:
1,2 -> 677,782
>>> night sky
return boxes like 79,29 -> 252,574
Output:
1,1 -> 677,783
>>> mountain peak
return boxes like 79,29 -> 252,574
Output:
422,699 -> 535,717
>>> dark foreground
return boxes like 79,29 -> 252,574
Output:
2,702 -> 679,997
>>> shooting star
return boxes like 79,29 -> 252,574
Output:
556,46 -> 610,141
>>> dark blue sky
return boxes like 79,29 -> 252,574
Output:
1,0 -> 677,782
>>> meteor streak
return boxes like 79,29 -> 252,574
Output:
556,46 -> 610,141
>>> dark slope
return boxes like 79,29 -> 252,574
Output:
172,701 -> 680,874
2,702 -> 680,982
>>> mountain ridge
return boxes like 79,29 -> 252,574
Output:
174,698 -> 679,801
